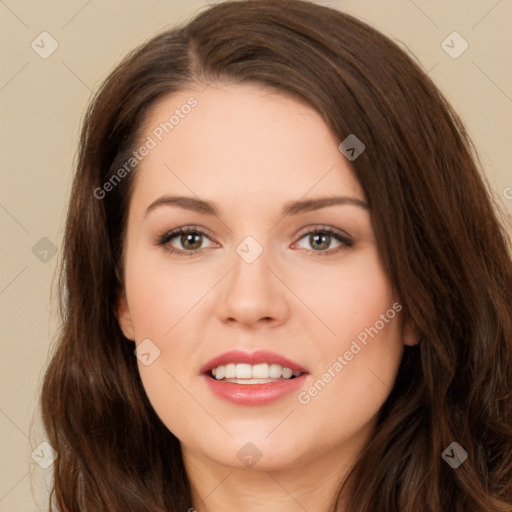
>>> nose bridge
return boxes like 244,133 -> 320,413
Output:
218,235 -> 288,325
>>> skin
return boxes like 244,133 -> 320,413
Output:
117,82 -> 418,511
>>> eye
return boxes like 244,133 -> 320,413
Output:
157,226 -> 216,255
293,226 -> 353,255
156,225 -> 353,257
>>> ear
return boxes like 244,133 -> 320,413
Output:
402,309 -> 420,347
116,289 -> 135,341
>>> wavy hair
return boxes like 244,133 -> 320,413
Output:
40,1 -> 512,510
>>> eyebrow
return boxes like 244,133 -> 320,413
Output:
144,195 -> 369,218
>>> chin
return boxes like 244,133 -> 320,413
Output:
191,434 -> 310,472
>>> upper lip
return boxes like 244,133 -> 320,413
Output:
200,350 -> 308,374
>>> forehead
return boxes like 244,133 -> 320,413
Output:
130,83 -> 364,212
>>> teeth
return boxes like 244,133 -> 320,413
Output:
211,363 -> 302,381
225,363 -> 236,379
236,363 -> 252,379
252,363 -> 269,378
282,367 -> 293,379
269,364 -> 282,378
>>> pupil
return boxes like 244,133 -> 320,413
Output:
182,233 -> 202,250
311,233 -> 330,250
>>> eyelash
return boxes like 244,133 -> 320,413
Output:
156,225 -> 354,257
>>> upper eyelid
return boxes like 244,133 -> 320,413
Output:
294,224 -> 351,238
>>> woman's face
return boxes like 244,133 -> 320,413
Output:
117,83 -> 415,472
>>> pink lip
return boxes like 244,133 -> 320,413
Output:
200,350 -> 308,374
203,373 -> 308,406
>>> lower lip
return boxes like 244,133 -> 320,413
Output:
203,373 -> 308,406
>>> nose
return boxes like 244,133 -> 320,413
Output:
216,246 -> 290,329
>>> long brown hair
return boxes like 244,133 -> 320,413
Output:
40,1 -> 512,510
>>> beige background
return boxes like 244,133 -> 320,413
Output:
1,0 -> 511,509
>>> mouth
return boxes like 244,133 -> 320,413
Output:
201,350 -> 309,405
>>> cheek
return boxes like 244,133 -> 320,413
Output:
293,248 -> 397,351
124,254 -> 207,434
123,246 -> 209,340
293,250 -> 403,424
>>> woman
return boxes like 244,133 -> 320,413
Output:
40,1 -> 512,510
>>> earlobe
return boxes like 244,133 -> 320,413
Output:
116,290 -> 135,341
